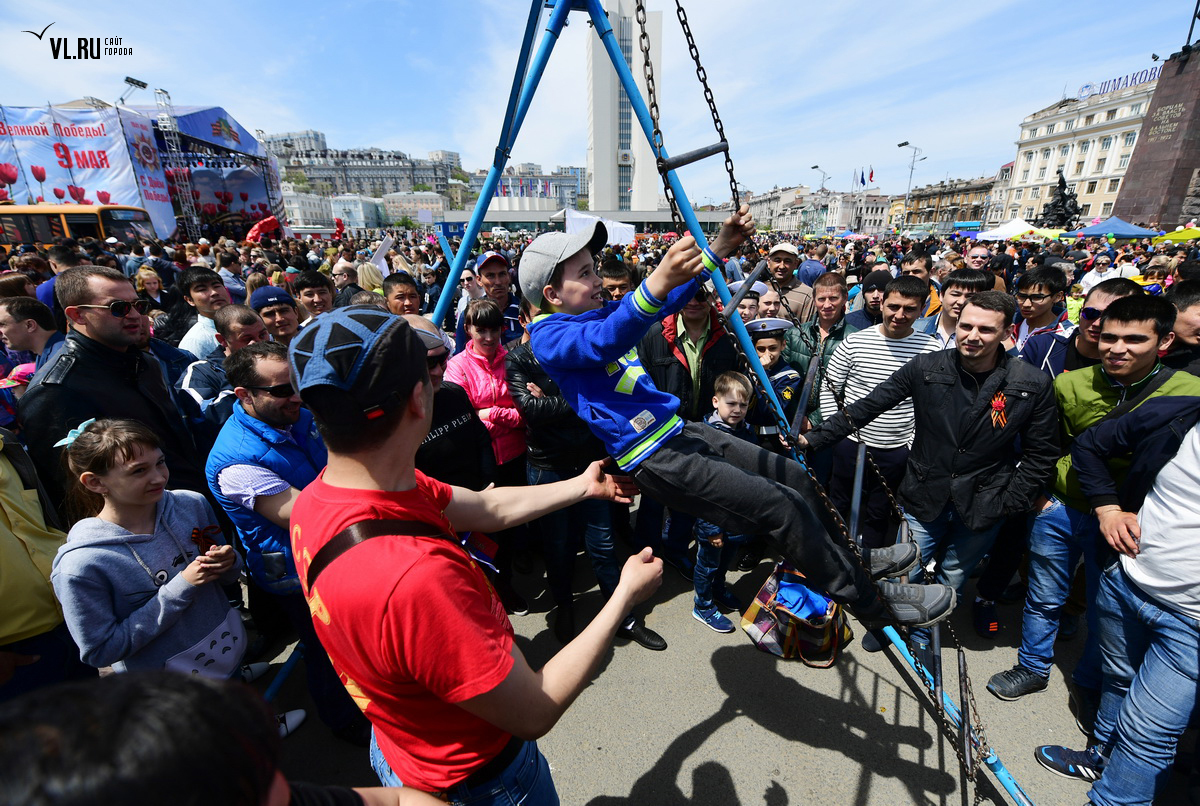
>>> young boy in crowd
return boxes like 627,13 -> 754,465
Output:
727,279 -> 768,323
744,317 -> 802,451
598,258 -> 636,302
521,207 -> 954,630
691,371 -> 756,633
1014,266 -> 1073,350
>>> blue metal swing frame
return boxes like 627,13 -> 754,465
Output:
430,3 -> 1035,803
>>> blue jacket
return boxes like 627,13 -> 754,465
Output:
1071,395 -> 1200,514
1018,331 -> 1072,379
528,277 -> 701,470
205,403 -> 327,594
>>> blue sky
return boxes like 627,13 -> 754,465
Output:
0,0 -> 1187,201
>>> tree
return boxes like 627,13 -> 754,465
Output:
451,168 -> 470,183
413,183 -> 433,192
283,169 -> 311,188
396,215 -> 417,229
576,199 -> 589,211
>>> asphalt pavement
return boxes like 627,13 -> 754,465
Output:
272,553 -> 1194,805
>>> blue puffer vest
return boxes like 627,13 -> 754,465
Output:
206,403 -> 327,594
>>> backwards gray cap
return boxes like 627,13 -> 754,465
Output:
518,220 -> 608,309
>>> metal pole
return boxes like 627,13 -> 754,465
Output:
430,0 -> 569,328
847,442 -> 867,545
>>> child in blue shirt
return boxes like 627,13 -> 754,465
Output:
521,207 -> 947,629
691,371 -> 755,633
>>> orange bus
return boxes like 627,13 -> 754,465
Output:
0,203 -> 157,254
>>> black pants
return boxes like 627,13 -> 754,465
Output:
828,439 -> 909,550
631,424 -> 874,607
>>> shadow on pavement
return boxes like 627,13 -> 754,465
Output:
587,644 -> 959,806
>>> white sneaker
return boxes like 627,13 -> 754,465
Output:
276,709 -> 307,738
240,662 -> 271,683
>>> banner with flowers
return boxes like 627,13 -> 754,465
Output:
117,108 -> 177,239
0,105 -> 169,230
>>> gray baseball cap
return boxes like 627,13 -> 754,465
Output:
518,220 -> 608,309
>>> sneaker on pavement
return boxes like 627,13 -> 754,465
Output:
987,665 -> 1049,701
1034,744 -> 1105,782
712,587 -> 742,613
276,709 -> 307,738
693,605 -> 735,633
865,543 -> 920,580
240,662 -> 272,683
616,620 -> 667,651
857,581 -> 955,629
973,599 -> 1000,639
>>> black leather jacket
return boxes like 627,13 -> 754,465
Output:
505,342 -> 607,472
807,349 -> 1059,531
19,332 -> 205,502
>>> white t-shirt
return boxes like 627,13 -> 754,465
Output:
1123,422 -> 1200,620
820,325 -> 941,449
178,316 -> 218,359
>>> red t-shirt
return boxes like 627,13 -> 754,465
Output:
290,469 -> 514,792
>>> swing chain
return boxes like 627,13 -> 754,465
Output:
634,0 -> 683,233
671,0 -> 740,211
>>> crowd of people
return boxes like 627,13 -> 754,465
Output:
0,213 -> 1197,806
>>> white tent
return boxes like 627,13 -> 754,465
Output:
976,218 -> 1036,241
564,208 -> 637,245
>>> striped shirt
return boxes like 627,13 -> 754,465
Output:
820,325 -> 941,449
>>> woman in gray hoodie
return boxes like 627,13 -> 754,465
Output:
51,419 -> 248,676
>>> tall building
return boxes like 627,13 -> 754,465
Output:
586,0 -> 661,212
1005,66 -> 1159,224
907,176 -> 997,235
429,150 -> 462,169
262,130 -> 327,154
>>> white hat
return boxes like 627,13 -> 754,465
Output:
745,316 -> 793,335
727,280 -> 769,297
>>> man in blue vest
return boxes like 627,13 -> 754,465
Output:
206,340 -> 369,745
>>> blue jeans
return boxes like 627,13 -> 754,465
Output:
693,536 -> 739,609
1088,562 -> 1199,806
1016,496 -> 1102,689
371,729 -> 559,805
905,502 -> 1002,594
527,464 -> 620,603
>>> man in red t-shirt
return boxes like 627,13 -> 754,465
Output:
287,307 -> 662,803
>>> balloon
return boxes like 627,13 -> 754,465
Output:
1178,226 -> 1186,232
1108,237 -> 1116,244
1160,231 -> 1167,236
1105,233 -> 1114,238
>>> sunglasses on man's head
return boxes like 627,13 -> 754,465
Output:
245,382 -> 295,399
75,299 -> 151,317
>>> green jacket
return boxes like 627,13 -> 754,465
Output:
1051,364 -> 1200,510
782,317 -> 860,425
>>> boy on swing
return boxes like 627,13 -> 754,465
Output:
522,206 -> 956,628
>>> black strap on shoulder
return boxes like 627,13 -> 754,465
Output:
306,519 -> 454,590
1097,366 -> 1175,427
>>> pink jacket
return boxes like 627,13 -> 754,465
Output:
445,342 -> 525,465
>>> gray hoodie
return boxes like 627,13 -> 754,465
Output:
52,489 -> 245,675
